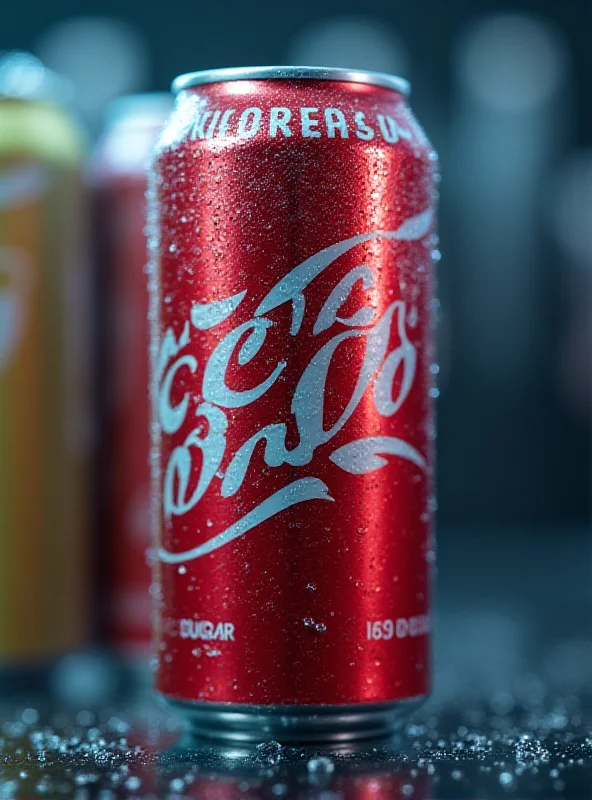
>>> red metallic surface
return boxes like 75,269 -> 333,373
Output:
95,98 -> 171,651
150,77 -> 437,706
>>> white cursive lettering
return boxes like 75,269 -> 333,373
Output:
156,208 -> 433,562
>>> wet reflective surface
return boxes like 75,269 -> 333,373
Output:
0,691 -> 590,798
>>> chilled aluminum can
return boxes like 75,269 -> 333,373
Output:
149,66 -> 438,742
93,93 -> 173,655
0,53 -> 89,674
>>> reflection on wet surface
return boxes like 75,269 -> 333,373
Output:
0,690 -> 590,798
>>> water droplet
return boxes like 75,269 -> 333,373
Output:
303,617 -> 326,633
306,582 -> 316,592
21,708 -> 38,725
307,756 -> 334,785
125,777 -> 141,791
75,774 -> 98,786
177,565 -> 186,575
499,772 -> 515,788
255,741 -> 283,765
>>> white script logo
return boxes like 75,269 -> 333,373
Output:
157,208 -> 433,563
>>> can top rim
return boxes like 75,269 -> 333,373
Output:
171,66 -> 410,97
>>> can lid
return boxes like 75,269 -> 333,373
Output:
172,66 -> 410,97
0,51 -> 72,103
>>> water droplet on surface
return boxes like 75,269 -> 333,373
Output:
307,756 -> 335,785
255,740 -> 283,765
303,617 -> 326,633
21,708 -> 38,725
499,771 -> 515,788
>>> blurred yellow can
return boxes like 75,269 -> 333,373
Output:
0,52 -> 89,666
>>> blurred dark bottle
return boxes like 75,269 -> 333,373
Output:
92,93 -> 172,676
0,52 -> 90,688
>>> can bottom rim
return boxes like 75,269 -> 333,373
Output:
160,695 -> 427,744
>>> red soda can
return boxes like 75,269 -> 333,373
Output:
149,66 -> 438,742
94,93 -> 172,654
